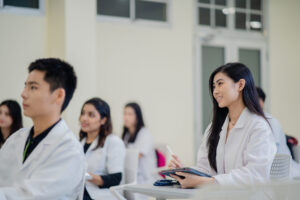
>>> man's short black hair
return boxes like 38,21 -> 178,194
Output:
256,86 -> 266,102
28,58 -> 77,112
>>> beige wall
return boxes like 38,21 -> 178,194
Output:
0,12 -> 47,127
96,0 -> 195,165
269,0 -> 300,140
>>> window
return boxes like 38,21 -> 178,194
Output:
2,0 -> 39,9
97,0 -> 169,23
0,0 -> 44,14
197,0 -> 228,28
235,0 -> 263,31
197,0 -> 264,32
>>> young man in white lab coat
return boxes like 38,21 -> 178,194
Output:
0,58 -> 86,200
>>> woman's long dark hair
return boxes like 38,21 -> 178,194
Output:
207,63 -> 267,172
121,102 -> 145,143
0,100 -> 23,147
79,98 -> 113,149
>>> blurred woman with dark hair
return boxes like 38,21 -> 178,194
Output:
122,102 -> 156,186
79,97 -> 125,200
0,100 -> 23,148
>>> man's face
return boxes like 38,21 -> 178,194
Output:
21,70 -> 58,119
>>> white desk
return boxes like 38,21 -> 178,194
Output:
122,184 -> 196,200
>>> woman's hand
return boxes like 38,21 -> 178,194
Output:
88,173 -> 104,186
170,172 -> 215,189
168,154 -> 184,169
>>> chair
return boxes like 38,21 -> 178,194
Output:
292,145 -> 300,163
110,148 -> 139,200
270,154 -> 290,181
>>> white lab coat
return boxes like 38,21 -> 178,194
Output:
82,134 -> 125,200
0,119 -> 86,200
124,127 -> 157,184
197,108 -> 276,185
265,112 -> 300,178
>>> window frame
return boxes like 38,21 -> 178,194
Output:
196,0 -> 267,35
0,0 -> 45,16
96,0 -> 171,27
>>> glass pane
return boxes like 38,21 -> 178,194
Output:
239,48 -> 261,86
235,12 -> 246,29
215,9 -> 227,27
250,14 -> 262,31
250,0 -> 261,10
97,0 -> 130,18
135,0 -> 167,21
235,0 -> 246,8
198,0 -> 210,4
215,0 -> 226,6
199,7 -> 210,26
202,46 -> 225,132
3,0 -> 39,9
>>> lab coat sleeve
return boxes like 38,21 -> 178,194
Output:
0,141 -> 86,200
214,121 -> 276,185
196,124 -> 213,175
106,136 -> 126,174
134,128 -> 153,156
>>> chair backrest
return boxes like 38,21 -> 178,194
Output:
270,154 -> 290,181
123,148 -> 139,200
292,145 -> 300,163
123,148 -> 139,184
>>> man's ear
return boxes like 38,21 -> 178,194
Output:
238,79 -> 246,92
55,88 -> 65,107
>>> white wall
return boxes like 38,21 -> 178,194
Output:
269,0 -> 300,140
96,0 -> 195,165
0,11 -> 47,127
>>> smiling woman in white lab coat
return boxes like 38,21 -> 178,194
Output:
169,63 -> 276,188
79,98 -> 125,200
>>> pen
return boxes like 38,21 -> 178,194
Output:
166,145 -> 175,156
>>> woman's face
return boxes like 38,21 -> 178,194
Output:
0,105 -> 13,129
123,106 -> 137,129
212,72 -> 242,108
79,104 -> 103,134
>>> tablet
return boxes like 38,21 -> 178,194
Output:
160,167 -> 211,178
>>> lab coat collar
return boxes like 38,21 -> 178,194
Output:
17,119 -> 69,169
81,136 -> 99,155
222,107 -> 250,130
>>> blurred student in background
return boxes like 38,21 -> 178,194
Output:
122,102 -> 156,199
80,97 -> 125,200
256,86 -> 300,178
0,100 -> 23,148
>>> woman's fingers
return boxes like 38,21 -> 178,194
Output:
172,155 -> 183,167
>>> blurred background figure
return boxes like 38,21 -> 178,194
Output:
122,102 -> 157,199
0,100 -> 23,148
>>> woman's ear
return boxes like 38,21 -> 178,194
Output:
100,117 -> 107,125
238,79 -> 246,91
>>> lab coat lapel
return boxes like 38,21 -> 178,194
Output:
15,129 -> 31,170
20,119 -> 69,170
84,136 -> 99,157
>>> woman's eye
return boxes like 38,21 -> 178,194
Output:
31,86 -> 37,90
